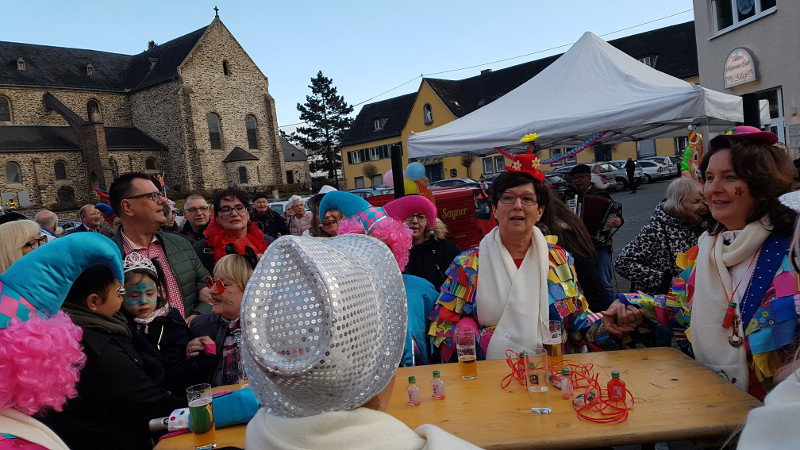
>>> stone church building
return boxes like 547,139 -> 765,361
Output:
0,16 -> 300,208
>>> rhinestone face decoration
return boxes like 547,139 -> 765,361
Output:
241,234 -> 408,418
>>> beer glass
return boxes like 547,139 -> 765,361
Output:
524,348 -> 551,414
186,383 -> 216,450
542,320 -> 563,367
455,328 -> 478,380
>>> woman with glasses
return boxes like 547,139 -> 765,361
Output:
189,254 -> 254,386
429,150 -> 610,362
194,187 -> 268,273
0,219 -> 44,273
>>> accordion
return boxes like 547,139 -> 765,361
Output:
568,193 -> 622,244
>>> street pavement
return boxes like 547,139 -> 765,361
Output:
607,178 -> 672,293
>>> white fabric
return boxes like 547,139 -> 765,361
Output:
407,32 -> 743,158
691,220 -> 771,391
590,173 -> 609,189
476,226 -> 550,359
0,408 -> 70,450
245,407 -> 480,450
738,368 -> 800,449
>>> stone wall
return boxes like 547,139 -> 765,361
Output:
0,87 -> 131,126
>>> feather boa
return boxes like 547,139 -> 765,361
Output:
204,217 -> 268,264
338,217 -> 412,271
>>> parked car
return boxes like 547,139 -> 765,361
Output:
57,220 -> 83,236
544,173 -> 570,200
347,187 -> 395,198
268,197 -> 310,216
636,160 -> 670,183
608,160 -> 646,190
552,163 -> 620,191
429,178 -> 481,188
640,155 -> 679,177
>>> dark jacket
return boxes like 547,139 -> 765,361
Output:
625,159 -> 636,177
64,223 -> 97,235
126,307 -> 218,394
179,222 -> 208,241
40,328 -> 186,450
405,237 -> 461,290
189,313 -> 233,387
251,209 -> 289,239
112,230 -> 211,317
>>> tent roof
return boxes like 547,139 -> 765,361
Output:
407,31 -> 743,158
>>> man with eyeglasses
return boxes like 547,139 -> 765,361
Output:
65,204 -> 104,235
109,173 -> 212,324
250,193 -> 288,239
180,194 -> 211,241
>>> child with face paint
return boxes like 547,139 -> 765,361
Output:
121,252 -> 217,394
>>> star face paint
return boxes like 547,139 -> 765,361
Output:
124,280 -> 158,307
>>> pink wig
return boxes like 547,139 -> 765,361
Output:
337,216 -> 412,270
0,311 -> 85,415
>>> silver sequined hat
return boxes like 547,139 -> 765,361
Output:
780,191 -> 800,213
241,234 -> 408,418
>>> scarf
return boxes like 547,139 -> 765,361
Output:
476,226 -> 550,360
61,303 -> 131,339
132,302 -> 170,334
204,217 -> 268,264
244,407 -> 480,450
0,408 -> 70,450
691,219 -> 771,391
222,319 -> 241,385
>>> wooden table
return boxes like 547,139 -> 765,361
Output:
156,348 -> 761,449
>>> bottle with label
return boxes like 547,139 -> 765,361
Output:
431,370 -> 446,400
607,370 -> 626,401
407,376 -> 421,406
560,368 -> 574,399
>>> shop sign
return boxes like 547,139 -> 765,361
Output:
724,47 -> 758,89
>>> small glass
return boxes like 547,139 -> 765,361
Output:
455,328 -> 478,380
186,383 -> 216,449
542,320 -> 563,365
524,348 -> 551,414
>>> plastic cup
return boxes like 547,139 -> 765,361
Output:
186,383 -> 216,449
524,348 -> 551,414
455,328 -> 478,380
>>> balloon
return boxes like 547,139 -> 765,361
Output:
403,177 -> 419,194
407,162 -> 425,181
384,171 -> 395,188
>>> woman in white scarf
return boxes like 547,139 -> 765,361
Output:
608,126 -> 800,400
428,150 -> 611,362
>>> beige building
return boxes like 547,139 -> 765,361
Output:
692,0 -> 798,150
0,16 -> 307,209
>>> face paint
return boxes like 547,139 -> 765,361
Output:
123,280 -> 158,306
735,185 -> 744,197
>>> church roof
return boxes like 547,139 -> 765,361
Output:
339,93 -> 416,147
222,147 -> 259,162
0,125 -> 166,152
280,136 -> 307,162
0,25 -> 209,93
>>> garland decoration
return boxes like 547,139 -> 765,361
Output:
538,130 -> 610,164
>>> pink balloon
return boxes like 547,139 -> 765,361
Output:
384,170 -> 395,187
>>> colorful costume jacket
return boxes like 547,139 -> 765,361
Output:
427,241 -> 606,361
621,243 -> 800,399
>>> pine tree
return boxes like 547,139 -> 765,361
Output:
289,71 -> 354,184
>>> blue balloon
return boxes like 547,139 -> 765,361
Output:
407,162 -> 425,181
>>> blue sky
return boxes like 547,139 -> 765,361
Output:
3,1 -> 694,127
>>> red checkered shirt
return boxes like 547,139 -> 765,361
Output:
120,232 -> 186,318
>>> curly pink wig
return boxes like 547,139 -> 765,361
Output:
337,216 -> 412,270
0,311 -> 85,415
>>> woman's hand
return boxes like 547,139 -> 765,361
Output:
600,300 -> 643,335
186,336 -> 214,359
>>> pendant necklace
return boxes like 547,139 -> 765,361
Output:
712,236 -> 760,348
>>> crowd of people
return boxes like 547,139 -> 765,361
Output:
0,126 -> 798,448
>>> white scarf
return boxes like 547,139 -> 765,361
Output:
245,407 -> 480,450
0,408 -> 70,450
691,219 -> 771,391
476,226 -> 550,360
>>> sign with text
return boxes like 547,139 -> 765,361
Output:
724,47 -> 758,89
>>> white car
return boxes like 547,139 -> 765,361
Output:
637,160 -> 670,183
641,155 -> 679,177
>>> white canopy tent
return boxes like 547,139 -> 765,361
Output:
407,32 -> 745,158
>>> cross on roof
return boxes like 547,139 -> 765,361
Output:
214,6 -> 219,17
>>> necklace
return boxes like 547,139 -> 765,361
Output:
712,236 -> 760,347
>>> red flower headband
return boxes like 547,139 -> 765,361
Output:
493,133 -> 545,182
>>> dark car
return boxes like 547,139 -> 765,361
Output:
544,173 -> 569,200
430,178 -> 481,189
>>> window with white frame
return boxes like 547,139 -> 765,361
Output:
482,157 -> 494,174
550,149 -> 563,166
374,117 -> 388,131
713,0 -> 776,33
565,149 -> 577,164
494,155 -> 505,173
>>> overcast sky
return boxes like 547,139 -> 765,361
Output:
4,1 -> 694,127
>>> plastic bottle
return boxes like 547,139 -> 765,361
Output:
607,370 -> 626,401
431,370 -> 446,400
407,376 -> 421,406
560,368 -> 574,399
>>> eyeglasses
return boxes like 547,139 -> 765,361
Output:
404,214 -> 428,223
24,236 -> 48,249
125,191 -> 165,202
217,205 -> 247,216
205,276 -> 241,292
499,192 -> 538,206
185,206 -> 209,214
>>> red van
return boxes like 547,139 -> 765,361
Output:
367,187 -> 496,250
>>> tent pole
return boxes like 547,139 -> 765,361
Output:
392,143 -> 405,199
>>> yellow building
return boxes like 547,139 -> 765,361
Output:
340,21 -> 700,188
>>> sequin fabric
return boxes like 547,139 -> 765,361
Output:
241,234 -> 408,418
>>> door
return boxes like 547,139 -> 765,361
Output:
425,163 -> 444,182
